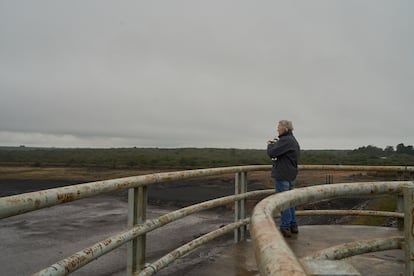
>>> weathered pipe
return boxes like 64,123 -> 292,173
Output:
250,181 -> 412,276
295,209 -> 404,218
137,218 -> 250,276
302,236 -> 403,261
2,165 -> 412,219
33,189 -> 273,276
0,165 -> 270,219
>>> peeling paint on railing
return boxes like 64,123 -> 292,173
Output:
2,165 -> 412,219
136,218 -> 250,276
33,190 -> 273,276
0,165 -> 270,219
302,236 -> 403,261
2,165 -> 413,275
250,181 -> 412,275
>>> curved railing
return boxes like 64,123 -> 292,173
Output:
0,165 -> 413,275
250,181 -> 413,275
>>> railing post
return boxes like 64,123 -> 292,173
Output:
127,186 -> 147,275
397,193 -> 404,231
234,171 -> 247,243
403,183 -> 414,276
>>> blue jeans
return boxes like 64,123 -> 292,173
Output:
275,180 -> 297,229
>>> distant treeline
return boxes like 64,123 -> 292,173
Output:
301,143 -> 414,166
0,143 -> 413,168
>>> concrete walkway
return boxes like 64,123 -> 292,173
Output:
187,225 -> 405,276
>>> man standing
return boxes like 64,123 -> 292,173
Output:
267,120 -> 300,238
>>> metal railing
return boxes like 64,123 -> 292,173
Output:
0,165 -> 413,275
250,180 -> 414,275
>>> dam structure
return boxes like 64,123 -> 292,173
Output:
0,165 -> 413,275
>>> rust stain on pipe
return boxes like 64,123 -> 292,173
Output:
57,193 -> 74,203
251,181 -> 412,275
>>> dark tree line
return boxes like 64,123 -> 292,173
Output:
354,143 -> 414,157
396,143 -> 414,155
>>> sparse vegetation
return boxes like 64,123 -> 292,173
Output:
0,143 -> 413,169
0,147 -> 270,169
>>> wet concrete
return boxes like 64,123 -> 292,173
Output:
188,225 -> 404,276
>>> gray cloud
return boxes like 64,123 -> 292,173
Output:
1,1 -> 413,149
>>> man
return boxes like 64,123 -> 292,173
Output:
267,120 -> 300,238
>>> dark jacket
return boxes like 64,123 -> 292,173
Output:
267,131 -> 300,181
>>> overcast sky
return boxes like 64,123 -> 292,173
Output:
0,1 -> 413,150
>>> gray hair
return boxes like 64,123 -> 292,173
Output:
279,120 -> 294,132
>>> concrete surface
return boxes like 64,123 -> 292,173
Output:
187,225 -> 405,276
0,194 -> 405,276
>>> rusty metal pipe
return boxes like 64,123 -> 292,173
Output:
250,181 -> 412,276
33,189 -> 273,276
3,165 -> 412,275
302,236 -> 403,261
2,165 -> 413,219
136,218 -> 250,276
0,165 -> 270,219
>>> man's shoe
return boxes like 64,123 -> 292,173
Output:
280,228 -> 292,238
290,225 -> 299,234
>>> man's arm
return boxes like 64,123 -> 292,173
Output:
267,138 -> 291,158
